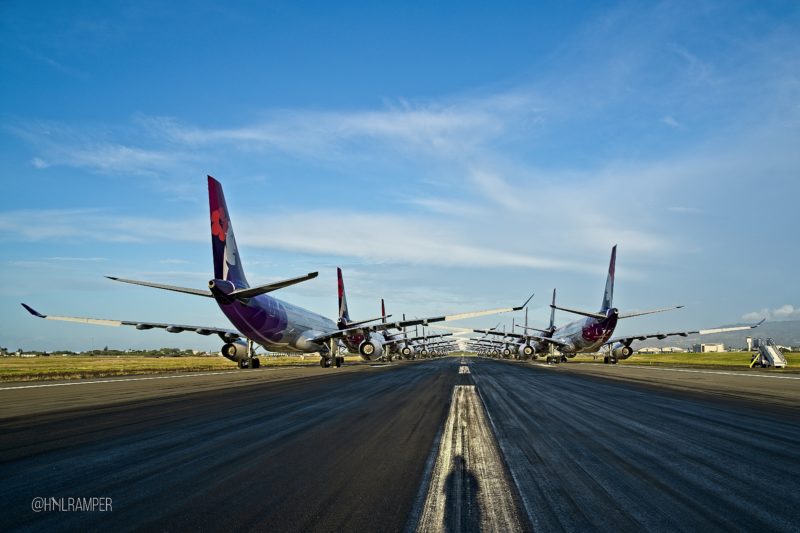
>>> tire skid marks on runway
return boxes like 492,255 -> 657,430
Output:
0,370 -> 242,390
415,385 -> 524,532
472,359 -> 800,531
581,364 -> 800,380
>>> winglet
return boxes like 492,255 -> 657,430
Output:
21,303 -> 46,318
514,292 -> 535,311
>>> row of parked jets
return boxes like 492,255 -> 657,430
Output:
22,176 -> 763,368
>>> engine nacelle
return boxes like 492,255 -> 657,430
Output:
359,339 -> 384,360
559,343 -> 576,355
518,344 -> 535,359
221,341 -> 248,362
611,343 -> 634,359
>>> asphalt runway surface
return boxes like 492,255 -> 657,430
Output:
1,357 -> 799,532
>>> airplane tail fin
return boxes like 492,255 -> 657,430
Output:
600,245 -> 616,312
337,267 -> 351,325
381,298 -> 387,324
208,176 -> 249,288
549,288 -> 557,331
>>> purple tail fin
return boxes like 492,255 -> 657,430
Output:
337,267 -> 351,325
600,245 -> 616,312
208,176 -> 249,288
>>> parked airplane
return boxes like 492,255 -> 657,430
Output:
334,276 -> 452,361
22,176 -> 526,369
475,245 -> 763,363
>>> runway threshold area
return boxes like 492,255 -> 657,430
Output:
1,358 -> 799,532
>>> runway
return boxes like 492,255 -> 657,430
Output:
1,357 -> 799,531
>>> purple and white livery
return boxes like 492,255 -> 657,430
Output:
23,176 -> 523,368
475,245 -> 764,364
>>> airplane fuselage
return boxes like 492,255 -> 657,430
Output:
541,310 -> 618,356
214,284 -> 337,353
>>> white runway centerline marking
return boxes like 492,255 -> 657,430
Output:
416,385 -> 523,532
459,365 -> 470,374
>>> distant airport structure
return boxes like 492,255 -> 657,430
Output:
692,343 -> 725,353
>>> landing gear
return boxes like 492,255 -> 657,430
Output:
320,339 -> 343,369
239,357 -> 260,369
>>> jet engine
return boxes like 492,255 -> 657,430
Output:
518,344 -> 535,359
221,341 -> 248,362
559,343 -> 576,354
610,343 -> 634,359
359,339 -> 384,360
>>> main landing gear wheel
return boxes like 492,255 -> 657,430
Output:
320,357 -> 332,368
251,358 -> 260,369
603,355 -> 610,364
335,356 -> 343,368
239,359 -> 249,369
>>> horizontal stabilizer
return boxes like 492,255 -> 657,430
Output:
550,304 -> 606,320
107,277 -> 212,297
228,272 -> 318,299
345,314 -> 393,328
517,325 -> 551,334
619,305 -> 684,319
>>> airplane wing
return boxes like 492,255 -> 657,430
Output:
21,303 -> 241,342
309,295 -> 533,345
605,319 -> 765,346
472,328 -> 526,339
383,332 -> 452,345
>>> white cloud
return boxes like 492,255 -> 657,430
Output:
660,116 -> 681,128
0,208 -> 603,274
742,305 -> 800,322
667,206 -> 702,214
31,157 -> 49,169
47,256 -> 107,262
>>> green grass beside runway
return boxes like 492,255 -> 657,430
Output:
0,354 -> 361,382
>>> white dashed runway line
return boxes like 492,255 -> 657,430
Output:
415,384 -> 524,532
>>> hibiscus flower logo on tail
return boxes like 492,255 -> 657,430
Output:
211,209 -> 228,242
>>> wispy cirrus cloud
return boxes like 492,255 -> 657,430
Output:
0,207 -> 602,274
7,2 -> 800,276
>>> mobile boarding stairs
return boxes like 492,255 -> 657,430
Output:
750,338 -> 787,368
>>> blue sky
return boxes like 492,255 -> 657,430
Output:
1,1 -> 799,351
